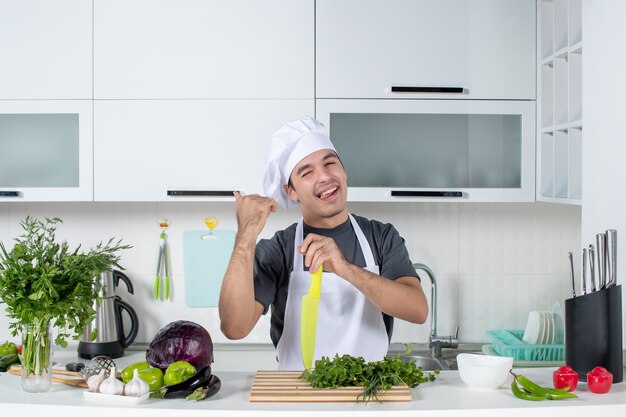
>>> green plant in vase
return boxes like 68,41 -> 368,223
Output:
0,216 -> 130,391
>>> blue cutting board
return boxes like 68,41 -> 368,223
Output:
183,230 -> 235,308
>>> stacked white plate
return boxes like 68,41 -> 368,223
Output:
522,310 -> 557,345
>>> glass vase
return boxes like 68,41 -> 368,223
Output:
21,322 -> 53,393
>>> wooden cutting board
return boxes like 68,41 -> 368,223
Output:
249,370 -> 412,402
8,365 -> 87,388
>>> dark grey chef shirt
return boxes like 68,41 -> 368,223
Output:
253,213 -> 419,348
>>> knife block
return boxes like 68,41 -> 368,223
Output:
565,285 -> 623,383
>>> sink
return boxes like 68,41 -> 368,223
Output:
387,347 -> 483,371
397,355 -> 447,371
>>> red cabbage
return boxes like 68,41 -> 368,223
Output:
146,320 -> 213,371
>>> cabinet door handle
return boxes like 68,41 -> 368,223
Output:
167,190 -> 237,197
391,191 -> 463,198
391,86 -> 464,93
0,191 -> 21,197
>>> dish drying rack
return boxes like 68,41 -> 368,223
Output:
486,329 -> 565,362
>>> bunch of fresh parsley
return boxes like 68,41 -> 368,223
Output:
301,348 -> 439,402
0,216 -> 131,347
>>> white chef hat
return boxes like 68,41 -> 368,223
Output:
263,116 -> 337,209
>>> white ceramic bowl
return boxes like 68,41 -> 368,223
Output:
457,353 -> 514,389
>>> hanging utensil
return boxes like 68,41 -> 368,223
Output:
568,251 -> 576,298
589,245 -> 597,292
596,233 -> 607,290
204,217 -> 219,237
606,229 -> 617,288
154,218 -> 171,301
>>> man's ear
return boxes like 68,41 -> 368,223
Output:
284,184 -> 298,202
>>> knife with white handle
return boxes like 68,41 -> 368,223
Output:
606,229 -> 617,288
596,233 -> 607,289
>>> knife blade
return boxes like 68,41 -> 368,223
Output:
596,233 -> 607,289
568,251 -> 576,298
606,229 -> 617,288
582,248 -> 587,295
589,245 -> 597,292
301,265 -> 323,370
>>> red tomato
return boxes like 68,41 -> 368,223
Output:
553,365 -> 579,392
587,366 -> 613,394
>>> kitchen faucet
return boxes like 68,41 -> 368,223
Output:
413,263 -> 459,358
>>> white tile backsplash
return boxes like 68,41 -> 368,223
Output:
0,201 -> 580,349
459,203 -> 580,275
459,273 -> 570,342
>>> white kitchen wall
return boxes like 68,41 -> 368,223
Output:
0,201 -> 580,348
582,1 -> 626,344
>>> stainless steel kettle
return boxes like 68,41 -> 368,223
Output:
77,270 -> 139,359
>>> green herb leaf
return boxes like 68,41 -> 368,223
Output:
0,216 -> 131,348
301,349 -> 439,403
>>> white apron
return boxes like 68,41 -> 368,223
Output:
276,214 -> 389,370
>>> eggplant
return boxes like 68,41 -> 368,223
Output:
185,375 -> 221,401
161,365 -> 213,399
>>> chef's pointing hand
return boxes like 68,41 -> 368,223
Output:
233,191 -> 277,239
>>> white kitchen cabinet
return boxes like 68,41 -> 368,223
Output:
316,0 -> 536,100
94,0 -> 314,99
94,100 -> 314,201
0,100 -> 93,201
0,0 -> 92,99
537,0 -> 582,204
316,99 -> 535,202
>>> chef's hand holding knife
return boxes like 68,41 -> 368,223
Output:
299,233 -> 427,324
298,233 -> 350,277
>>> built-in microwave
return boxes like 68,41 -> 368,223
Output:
316,99 -> 535,202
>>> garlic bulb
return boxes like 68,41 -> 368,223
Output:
124,369 -> 150,397
99,366 -> 125,395
87,369 -> 106,392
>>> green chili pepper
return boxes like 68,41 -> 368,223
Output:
510,371 -> 577,401
511,380 -> 547,401
516,373 -> 576,399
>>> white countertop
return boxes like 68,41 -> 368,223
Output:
1,349 -> 626,417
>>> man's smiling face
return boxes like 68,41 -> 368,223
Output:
285,149 -> 349,228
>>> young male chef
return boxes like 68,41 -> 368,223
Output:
218,116 -> 428,370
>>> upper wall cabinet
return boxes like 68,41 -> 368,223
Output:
0,0 -> 92,99
316,0 -> 536,100
94,0 -> 314,99
537,0 -> 582,205
317,99 -> 536,202
0,100 -> 93,201
93,99 -> 314,201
